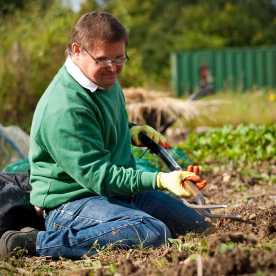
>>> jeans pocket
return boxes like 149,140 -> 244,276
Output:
53,222 -> 68,231
45,202 -> 72,231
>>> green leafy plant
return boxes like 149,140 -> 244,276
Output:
168,238 -> 209,254
176,123 -> 276,166
218,241 -> 237,254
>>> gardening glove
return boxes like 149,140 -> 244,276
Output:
157,165 -> 207,197
130,125 -> 172,150
187,165 -> 208,190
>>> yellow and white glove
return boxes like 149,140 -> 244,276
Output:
157,165 -> 208,197
130,125 -> 172,150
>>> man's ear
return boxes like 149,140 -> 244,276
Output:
72,43 -> 82,60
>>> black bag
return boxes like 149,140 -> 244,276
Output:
0,172 -> 45,238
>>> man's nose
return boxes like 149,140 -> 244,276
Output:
107,61 -> 117,71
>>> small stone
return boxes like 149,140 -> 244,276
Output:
223,173 -> 231,182
249,213 -> 256,220
258,205 -> 267,210
179,257 -> 193,266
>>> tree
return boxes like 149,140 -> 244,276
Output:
0,0 -> 55,15
0,1 -> 78,129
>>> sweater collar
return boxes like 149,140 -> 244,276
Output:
65,56 -> 105,92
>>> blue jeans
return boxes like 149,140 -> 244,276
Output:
36,191 -> 211,259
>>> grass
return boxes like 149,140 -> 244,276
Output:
180,88 -> 276,128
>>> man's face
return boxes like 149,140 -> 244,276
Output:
72,41 -> 126,89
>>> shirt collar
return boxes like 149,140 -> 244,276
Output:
65,56 -> 105,92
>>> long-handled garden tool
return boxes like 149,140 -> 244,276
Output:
137,131 -> 241,222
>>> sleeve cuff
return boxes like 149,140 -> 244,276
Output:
139,171 -> 159,192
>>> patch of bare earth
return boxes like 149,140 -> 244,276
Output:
75,204 -> 276,276
70,160 -> 276,276
1,161 -> 276,275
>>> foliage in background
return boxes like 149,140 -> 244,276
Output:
0,1 -> 78,130
0,0 -> 55,14
176,123 -> 276,166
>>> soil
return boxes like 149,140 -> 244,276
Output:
2,160 -> 276,276
66,160 -> 276,276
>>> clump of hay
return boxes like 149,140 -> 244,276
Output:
123,87 -> 229,132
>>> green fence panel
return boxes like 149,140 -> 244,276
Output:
244,49 -> 255,90
191,53 -> 199,92
225,50 -> 235,90
265,49 -> 276,88
171,46 -> 276,96
234,50 -> 244,91
181,53 -> 191,93
255,49 -> 265,88
214,51 -> 224,91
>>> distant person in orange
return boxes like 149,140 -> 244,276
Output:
199,63 -> 212,89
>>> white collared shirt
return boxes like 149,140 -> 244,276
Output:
65,56 -> 105,92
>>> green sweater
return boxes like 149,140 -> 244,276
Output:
29,66 -> 157,208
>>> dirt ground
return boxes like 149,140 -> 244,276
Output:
70,160 -> 276,276
1,160 -> 276,276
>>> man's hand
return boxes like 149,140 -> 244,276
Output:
34,206 -> 44,217
157,165 -> 207,197
130,125 -> 172,150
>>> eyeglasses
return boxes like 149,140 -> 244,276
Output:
82,47 -> 129,67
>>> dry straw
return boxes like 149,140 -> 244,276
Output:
123,87 -> 230,131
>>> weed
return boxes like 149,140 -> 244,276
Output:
218,241 -> 237,254
168,238 -> 209,254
